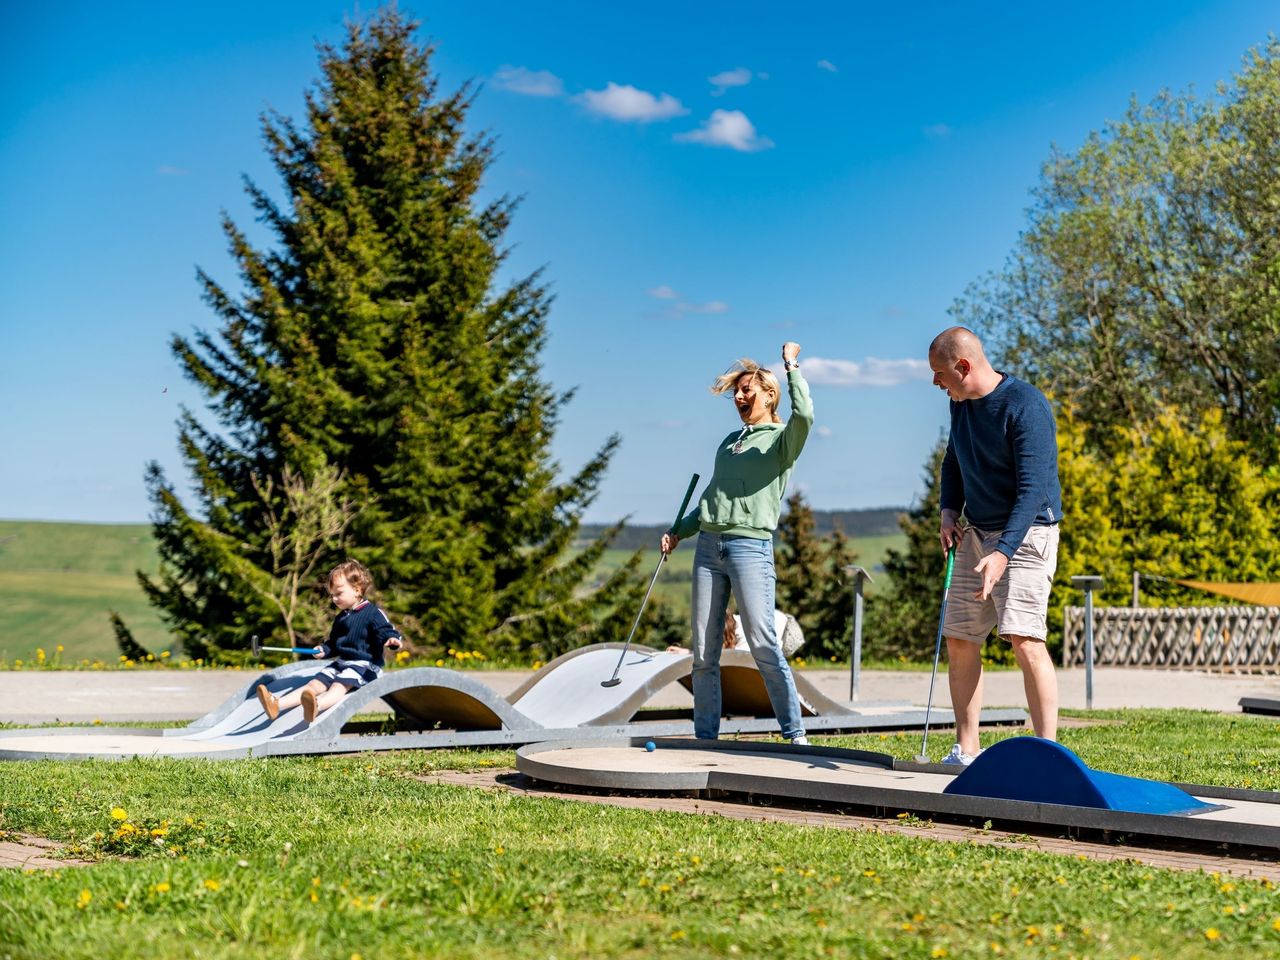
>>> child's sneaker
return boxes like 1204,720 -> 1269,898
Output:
940,743 -> 982,766
301,689 -> 319,724
790,735 -> 810,747
256,684 -> 279,721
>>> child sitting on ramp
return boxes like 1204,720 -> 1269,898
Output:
257,559 -> 403,724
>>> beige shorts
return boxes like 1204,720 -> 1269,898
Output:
943,524 -> 1059,643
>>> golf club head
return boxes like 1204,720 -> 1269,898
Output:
600,678 -> 622,688
914,754 -> 930,765
250,634 -> 261,658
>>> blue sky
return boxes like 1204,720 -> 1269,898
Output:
2,1 -> 1277,525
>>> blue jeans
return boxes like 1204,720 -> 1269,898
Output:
690,533 -> 805,740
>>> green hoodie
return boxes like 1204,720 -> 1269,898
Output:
671,369 -> 814,540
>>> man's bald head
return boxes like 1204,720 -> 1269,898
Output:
928,326 -> 987,365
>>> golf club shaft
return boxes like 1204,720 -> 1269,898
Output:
261,645 -> 322,654
918,546 -> 956,760
603,472 -> 701,685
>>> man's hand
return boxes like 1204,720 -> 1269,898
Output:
939,508 -> 965,553
660,532 -> 679,555
974,551 -> 1008,601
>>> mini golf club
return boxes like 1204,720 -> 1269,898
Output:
250,634 -> 324,658
916,545 -> 956,763
602,472 -> 700,688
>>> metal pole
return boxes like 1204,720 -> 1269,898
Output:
844,566 -> 872,701
1132,570 -> 1140,608
1084,585 -> 1094,710
1071,575 -> 1104,712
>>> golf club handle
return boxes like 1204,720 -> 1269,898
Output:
942,546 -> 956,591
672,473 -> 700,528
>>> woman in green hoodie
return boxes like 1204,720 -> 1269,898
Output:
661,342 -> 813,744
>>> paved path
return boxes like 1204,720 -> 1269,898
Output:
1,666 -> 1275,723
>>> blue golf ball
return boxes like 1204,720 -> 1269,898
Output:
645,741 -> 656,752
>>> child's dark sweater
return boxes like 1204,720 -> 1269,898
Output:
322,600 -> 401,666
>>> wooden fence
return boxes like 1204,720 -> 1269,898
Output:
1062,605 -> 1280,673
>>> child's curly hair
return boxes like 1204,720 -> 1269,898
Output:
328,559 -> 373,596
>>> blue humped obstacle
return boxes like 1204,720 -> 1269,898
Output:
943,737 -> 1217,816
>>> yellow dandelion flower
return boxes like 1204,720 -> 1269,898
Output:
1272,917 -> 1280,932
110,807 -> 128,820
115,901 -> 127,911
658,884 -> 671,893
153,882 -> 171,894
1223,906 -> 1235,915
901,923 -> 916,932
863,869 -> 876,877
1204,928 -> 1221,941
76,889 -> 92,909
203,879 -> 221,891
931,948 -> 948,958
310,891 -> 319,903
495,845 -> 505,855
671,931 -> 686,941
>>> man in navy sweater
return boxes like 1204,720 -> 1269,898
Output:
928,327 -> 1063,765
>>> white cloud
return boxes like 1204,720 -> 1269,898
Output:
577,82 -> 687,122
782,356 -> 933,388
817,59 -> 838,73
678,300 -> 729,314
648,287 -> 730,316
923,123 -> 953,139
675,110 -> 774,152
815,425 -> 834,437
492,65 -> 564,97
709,67 -> 752,96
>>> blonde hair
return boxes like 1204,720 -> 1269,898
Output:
711,359 -> 782,424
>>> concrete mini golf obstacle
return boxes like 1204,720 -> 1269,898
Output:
516,736 -> 1280,849
0,643 -> 1025,761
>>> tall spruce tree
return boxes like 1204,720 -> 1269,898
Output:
141,11 -> 641,661
774,491 -> 859,660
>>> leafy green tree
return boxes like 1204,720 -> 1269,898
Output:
1053,405 -> 1280,625
955,41 -> 1280,458
775,491 -> 860,660
140,11 -> 641,662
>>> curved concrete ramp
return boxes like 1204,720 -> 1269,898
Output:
0,642 -> 1026,760
516,738 -> 1280,850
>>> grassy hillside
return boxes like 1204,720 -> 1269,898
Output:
0,521 -> 171,664
0,521 -> 906,666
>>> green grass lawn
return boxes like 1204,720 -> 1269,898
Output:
2,710 -> 1279,958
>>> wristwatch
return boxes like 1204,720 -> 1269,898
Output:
784,359 -> 800,371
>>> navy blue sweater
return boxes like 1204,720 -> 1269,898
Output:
940,374 -> 1062,559
321,601 -> 401,666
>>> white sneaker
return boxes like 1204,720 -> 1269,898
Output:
790,735 -> 810,747
940,743 -> 982,766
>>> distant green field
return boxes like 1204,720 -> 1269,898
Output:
0,522 -> 907,665
0,521 -> 171,664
